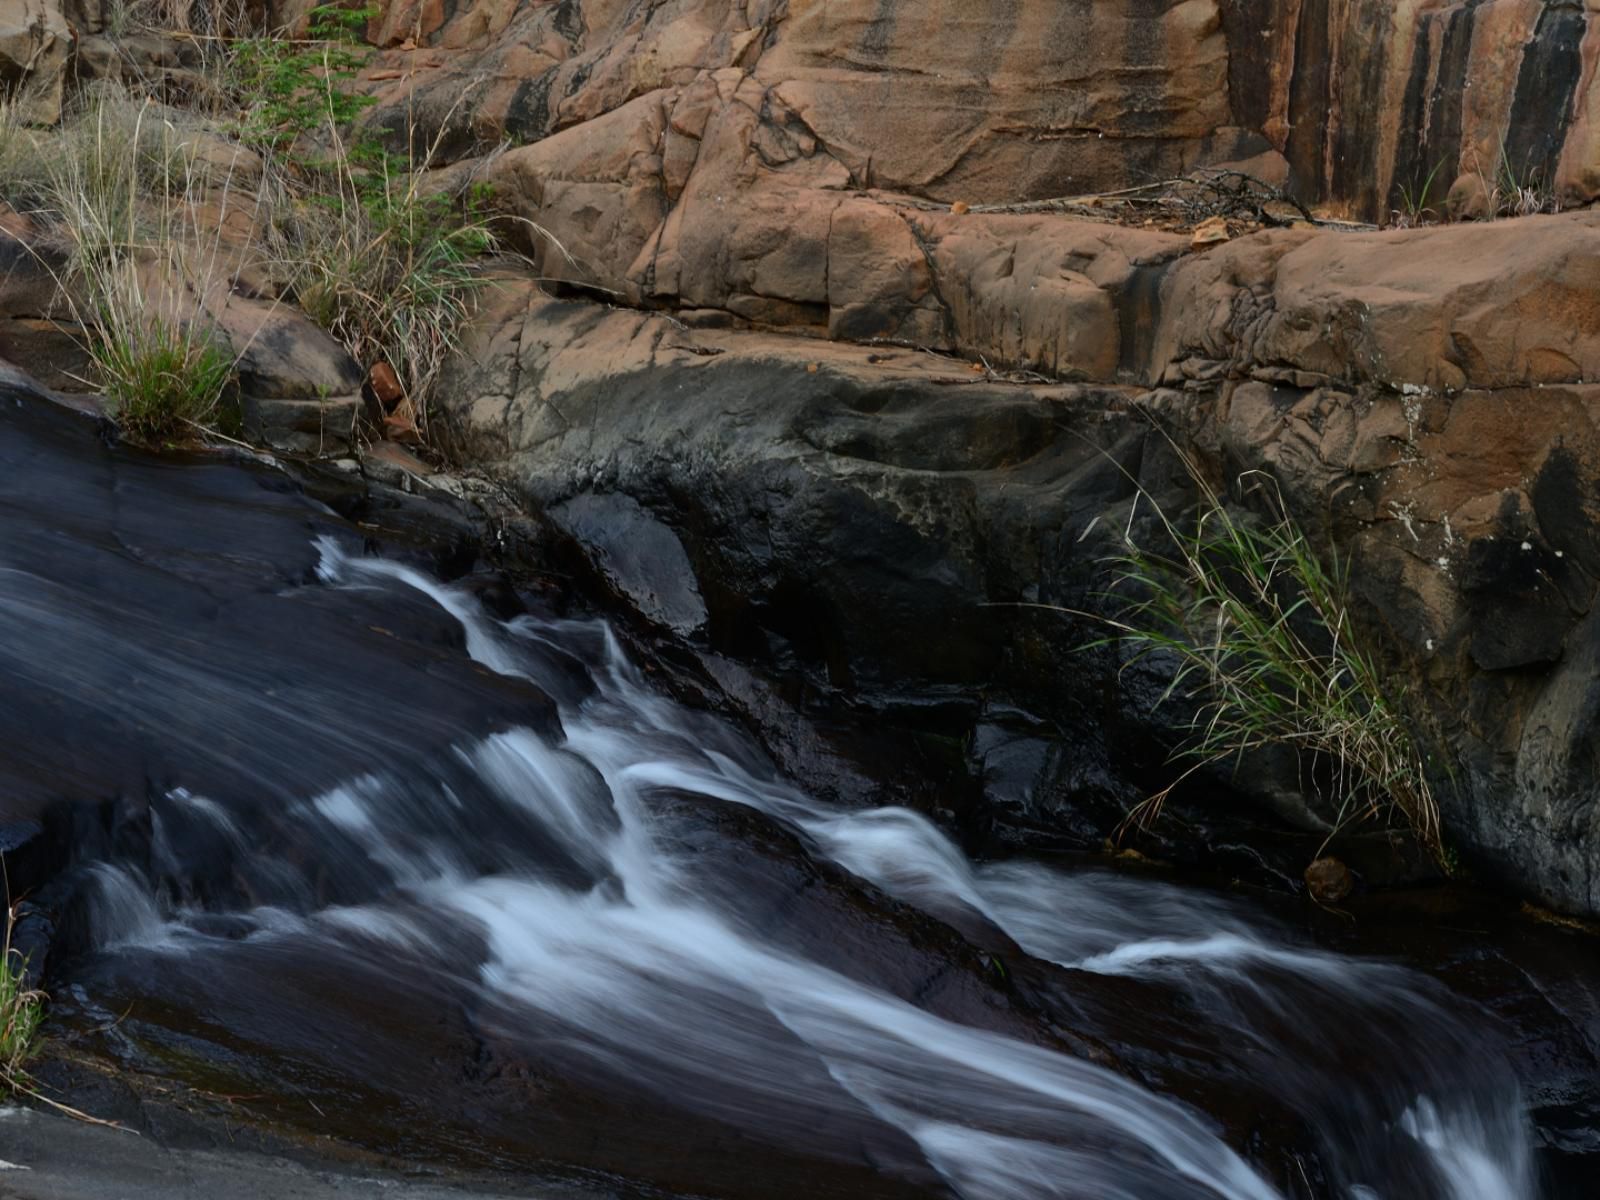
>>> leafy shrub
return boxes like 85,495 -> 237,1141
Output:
229,3 -> 379,156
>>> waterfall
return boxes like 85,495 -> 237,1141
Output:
63,537 -> 1537,1200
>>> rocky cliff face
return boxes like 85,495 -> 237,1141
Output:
380,2 -> 1600,915
338,0 -> 1600,368
347,0 -> 1600,239
435,253 -> 1600,916
20,0 -> 1598,220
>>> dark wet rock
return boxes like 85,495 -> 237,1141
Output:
548,492 -> 708,636
0,1104 -> 578,1200
9,371 -> 1600,1200
438,294 -> 1372,887
1305,887 -> 1600,1189
441,287 -> 1600,921
0,386 -> 562,948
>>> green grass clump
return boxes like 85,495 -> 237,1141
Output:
0,905 -> 44,1096
1097,450 -> 1438,853
278,168 -> 497,427
1392,159 -> 1444,228
92,308 -> 235,442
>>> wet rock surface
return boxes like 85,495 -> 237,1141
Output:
0,384 -> 557,898
438,285 -> 1600,918
2,383 -> 1597,1199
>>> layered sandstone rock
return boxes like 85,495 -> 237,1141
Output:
436,205 -> 1600,918
356,0 -> 1600,262
0,0 -> 71,123
333,0 -> 1600,396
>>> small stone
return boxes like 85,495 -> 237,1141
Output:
950,200 -> 971,215
364,440 -> 435,479
1304,857 -> 1355,904
1190,215 -> 1231,249
806,362 -> 819,373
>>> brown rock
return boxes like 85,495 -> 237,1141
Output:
1189,216 -> 1231,249
1444,173 -> 1495,222
0,0 -> 71,124
368,361 -> 406,413
1155,211 -> 1600,394
1304,858 -> 1355,904
382,393 -> 425,445
363,439 -> 435,481
209,292 -> 365,401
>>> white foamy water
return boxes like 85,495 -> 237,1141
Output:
79,539 -> 1539,1200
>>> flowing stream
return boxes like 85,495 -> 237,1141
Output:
50,536 -> 1543,1200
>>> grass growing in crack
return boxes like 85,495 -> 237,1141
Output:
1466,136 -> 1560,220
1491,147 -> 1556,218
0,889 -> 122,1129
274,145 -> 499,431
1392,160 -> 1444,228
1092,451 -> 1439,854
0,905 -> 43,1096
90,304 -> 236,442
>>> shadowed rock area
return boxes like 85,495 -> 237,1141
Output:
437,276 -> 1600,918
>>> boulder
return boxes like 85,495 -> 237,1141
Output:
0,0 -> 69,124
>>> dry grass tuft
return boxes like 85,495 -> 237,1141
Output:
7,87 -> 266,442
1092,445 -> 1440,855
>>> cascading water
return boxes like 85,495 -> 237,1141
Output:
55,535 -> 1541,1200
